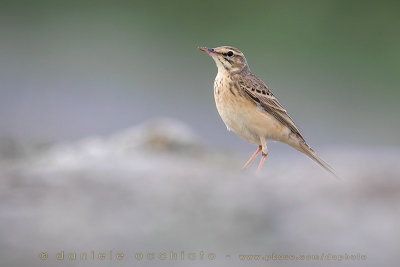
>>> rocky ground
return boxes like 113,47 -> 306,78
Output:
1,118 -> 399,267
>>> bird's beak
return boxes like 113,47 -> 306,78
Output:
198,47 -> 215,55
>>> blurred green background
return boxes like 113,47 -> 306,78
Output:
1,0 -> 399,149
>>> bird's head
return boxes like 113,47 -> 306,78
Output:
198,46 -> 249,75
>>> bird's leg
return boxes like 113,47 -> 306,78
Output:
257,137 -> 268,172
242,145 -> 262,169
257,152 -> 268,171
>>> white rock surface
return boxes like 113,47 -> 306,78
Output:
0,118 -> 399,267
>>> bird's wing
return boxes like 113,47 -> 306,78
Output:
238,74 -> 305,141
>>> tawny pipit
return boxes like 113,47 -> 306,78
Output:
199,46 -> 335,175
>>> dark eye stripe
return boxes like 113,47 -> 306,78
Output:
222,52 -> 236,57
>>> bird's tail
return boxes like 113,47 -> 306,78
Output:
296,141 -> 337,177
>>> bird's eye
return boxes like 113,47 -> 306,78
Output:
227,51 -> 234,57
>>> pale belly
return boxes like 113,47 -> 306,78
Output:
214,78 -> 291,145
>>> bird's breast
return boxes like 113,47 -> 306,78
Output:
213,74 -> 290,145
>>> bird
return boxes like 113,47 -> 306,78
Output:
198,46 -> 335,175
